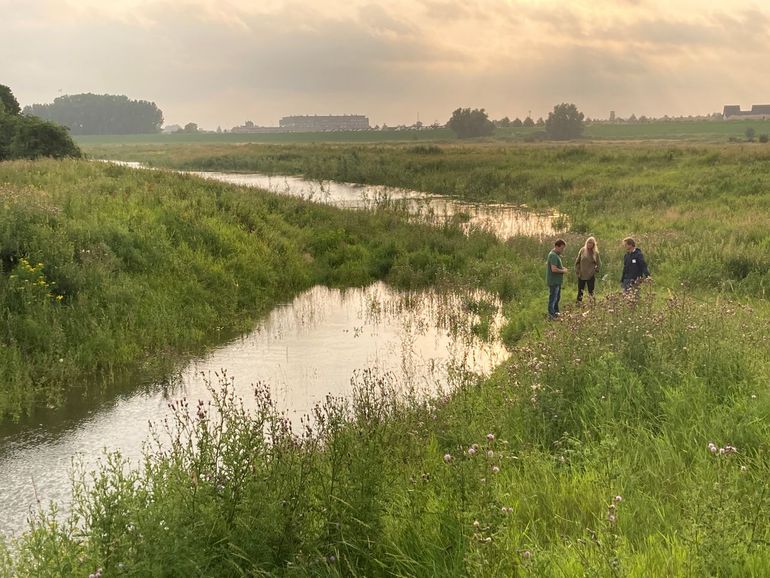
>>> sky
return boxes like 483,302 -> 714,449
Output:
3,0 -> 770,129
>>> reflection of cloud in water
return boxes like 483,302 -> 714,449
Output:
190,171 -> 560,239
0,282 -> 507,537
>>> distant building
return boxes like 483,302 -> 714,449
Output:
162,124 -> 181,134
723,105 -> 770,120
279,114 -> 370,131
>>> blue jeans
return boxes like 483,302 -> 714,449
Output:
621,278 -> 638,291
548,284 -> 562,318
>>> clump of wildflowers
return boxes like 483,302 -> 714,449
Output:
708,442 -> 737,456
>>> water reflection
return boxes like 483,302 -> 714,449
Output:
0,283 -> 507,537
190,171 -> 559,239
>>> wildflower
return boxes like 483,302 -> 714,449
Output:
723,445 -> 737,454
613,495 -> 623,504
492,465 -> 500,474
487,450 -> 494,458
58,358 -> 64,363
473,520 -> 480,528
708,442 -> 718,454
443,453 -> 453,463
751,394 -> 757,399
487,433 -> 495,442
467,447 -> 477,456
522,550 -> 532,560
327,555 -> 336,563
741,465 -> 748,472
608,513 -> 617,523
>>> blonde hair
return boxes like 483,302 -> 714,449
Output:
583,236 -> 599,254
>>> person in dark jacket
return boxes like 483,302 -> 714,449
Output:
620,237 -> 650,291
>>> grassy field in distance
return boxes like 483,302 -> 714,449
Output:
73,118 -> 770,146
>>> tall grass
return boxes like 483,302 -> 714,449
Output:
4,289 -> 770,576
4,144 -> 770,575
85,142 -> 770,299
0,159 -> 546,421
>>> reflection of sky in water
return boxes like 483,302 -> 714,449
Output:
0,283 -> 508,538
189,171 -> 559,239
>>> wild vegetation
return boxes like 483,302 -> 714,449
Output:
2,141 -> 770,575
83,141 -> 770,299
1,85 -> 81,161
0,158 -> 544,421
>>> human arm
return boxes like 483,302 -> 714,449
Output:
549,253 -> 568,274
639,252 -> 650,277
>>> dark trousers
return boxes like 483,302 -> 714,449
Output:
577,276 -> 596,302
548,284 -> 561,318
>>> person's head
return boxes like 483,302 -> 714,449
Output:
623,237 -> 636,252
554,238 -> 566,254
584,236 -> 598,253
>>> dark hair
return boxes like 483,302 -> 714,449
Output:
623,237 -> 636,247
554,239 -> 566,247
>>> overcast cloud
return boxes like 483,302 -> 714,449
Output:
2,0 -> 769,128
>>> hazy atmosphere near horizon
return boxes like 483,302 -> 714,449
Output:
3,0 -> 770,129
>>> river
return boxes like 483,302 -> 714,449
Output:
0,167 -> 557,538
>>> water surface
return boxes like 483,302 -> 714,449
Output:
191,171 -> 559,239
0,283 -> 507,537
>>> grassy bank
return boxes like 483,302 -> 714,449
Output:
84,141 -> 770,299
3,143 -> 770,575
0,159 -> 547,421
4,288 -> 770,576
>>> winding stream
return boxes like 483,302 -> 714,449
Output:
0,283 -> 507,537
0,167 -> 558,538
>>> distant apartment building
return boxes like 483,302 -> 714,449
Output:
723,105 -> 770,120
279,114 -> 370,131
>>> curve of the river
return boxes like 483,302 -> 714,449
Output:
0,283 -> 507,537
0,166 -> 558,538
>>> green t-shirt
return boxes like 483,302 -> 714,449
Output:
546,250 -> 564,286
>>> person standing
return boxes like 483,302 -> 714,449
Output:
620,237 -> 650,291
546,239 -> 568,319
574,236 -> 601,304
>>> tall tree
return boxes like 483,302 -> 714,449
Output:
545,103 -> 585,140
0,84 -> 21,115
0,84 -> 80,160
24,93 -> 164,134
447,108 -> 495,139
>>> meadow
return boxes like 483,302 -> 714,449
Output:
0,158 -> 549,421
73,118 -> 770,147
2,141 -> 770,576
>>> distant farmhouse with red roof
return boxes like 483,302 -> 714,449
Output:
723,105 -> 770,120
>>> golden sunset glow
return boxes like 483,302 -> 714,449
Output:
3,0 -> 769,127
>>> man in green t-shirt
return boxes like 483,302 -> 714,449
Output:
546,239 -> 568,319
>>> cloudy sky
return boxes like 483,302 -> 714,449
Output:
3,0 -> 770,129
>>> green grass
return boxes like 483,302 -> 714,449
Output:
73,128 -> 457,146
73,118 -> 770,147
0,158 -> 547,421
4,142 -> 770,575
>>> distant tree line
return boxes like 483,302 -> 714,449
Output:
448,103 -> 585,140
1,84 -> 81,160
23,93 -> 164,135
